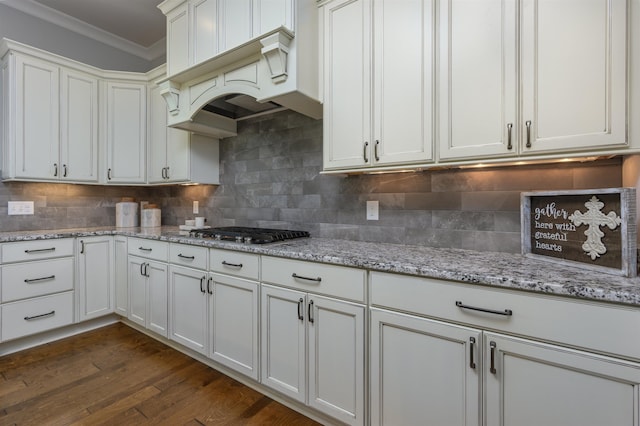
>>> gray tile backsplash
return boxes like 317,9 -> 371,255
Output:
0,110 -> 623,253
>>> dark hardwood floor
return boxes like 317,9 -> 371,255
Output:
0,323 -> 321,425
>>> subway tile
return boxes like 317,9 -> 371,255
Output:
461,191 -> 521,211
405,192 -> 462,210
432,210 -> 495,231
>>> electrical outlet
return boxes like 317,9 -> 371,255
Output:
366,200 -> 379,220
193,201 -> 199,214
8,201 -> 34,215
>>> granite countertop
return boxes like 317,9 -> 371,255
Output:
2,226 -> 639,307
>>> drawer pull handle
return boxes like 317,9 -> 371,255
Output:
24,310 -> 55,321
222,261 -> 243,268
525,120 -> 532,148
80,240 -> 85,254
200,276 -> 206,294
24,275 -> 56,283
297,298 -> 304,321
490,341 -> 497,374
25,247 -> 56,254
506,123 -> 513,150
207,277 -> 213,295
308,300 -> 315,324
469,337 -> 476,369
455,301 -> 513,316
292,273 -> 322,283
178,254 -> 195,260
138,247 -> 152,252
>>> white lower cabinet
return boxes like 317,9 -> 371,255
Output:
77,236 -> 114,321
209,273 -> 259,380
370,308 -> 481,426
169,264 -> 209,354
128,256 -> 168,337
260,256 -> 366,426
370,271 -> 640,426
484,333 -> 640,426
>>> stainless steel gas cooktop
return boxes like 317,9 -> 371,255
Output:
189,226 -> 310,244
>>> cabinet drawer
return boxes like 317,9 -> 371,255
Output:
262,256 -> 365,303
128,238 -> 168,261
2,239 -> 74,263
2,257 -> 74,302
1,291 -> 74,341
170,243 -> 208,270
210,249 -> 260,281
370,271 -> 640,361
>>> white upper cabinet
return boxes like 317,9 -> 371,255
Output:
104,80 -> 147,184
438,0 -> 517,160
321,0 -> 434,171
60,68 -> 99,182
520,0 -> 628,154
161,0 -> 295,75
1,46 -> 99,182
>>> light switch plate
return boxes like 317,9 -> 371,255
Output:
193,200 -> 199,214
366,200 -> 379,220
8,201 -> 34,215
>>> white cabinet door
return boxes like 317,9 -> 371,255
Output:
219,0 -> 253,51
484,332 -> 640,426
60,68 -> 99,182
322,0 -> 371,170
438,0 -> 517,160
210,273 -> 259,380
114,236 -> 128,316
521,0 -> 627,153
169,265 -> 208,354
261,284 -> 307,403
373,0 -> 434,165
192,0 -> 219,65
370,308 -> 481,426
128,256 -> 147,328
13,53 -> 59,179
166,2 -> 190,76
77,237 -> 114,321
148,83 -> 190,184
253,0 -> 293,34
106,81 -> 146,183
308,295 -> 364,426
147,260 -> 168,337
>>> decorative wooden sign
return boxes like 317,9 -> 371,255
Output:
521,188 -> 637,277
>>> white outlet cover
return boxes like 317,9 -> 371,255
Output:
366,200 -> 379,220
193,200 -> 199,214
8,201 -> 34,215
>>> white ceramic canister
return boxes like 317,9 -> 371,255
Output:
115,198 -> 139,227
141,204 -> 161,228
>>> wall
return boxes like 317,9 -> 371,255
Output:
0,111 -> 621,254
0,4 -> 154,72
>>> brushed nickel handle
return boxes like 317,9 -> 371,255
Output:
490,341 -> 497,374
24,275 -> 55,283
297,298 -> 304,321
507,123 -> 513,150
363,141 -> 369,163
292,273 -> 322,283
456,301 -> 513,316
308,300 -> 315,324
25,247 -> 55,254
525,120 -> 532,148
469,337 -> 476,369
374,140 -> 380,161
24,310 -> 55,321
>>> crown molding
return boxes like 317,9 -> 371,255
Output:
0,0 -> 165,62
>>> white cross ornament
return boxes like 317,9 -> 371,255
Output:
569,196 -> 622,260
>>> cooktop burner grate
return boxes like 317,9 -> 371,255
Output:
190,226 -> 310,244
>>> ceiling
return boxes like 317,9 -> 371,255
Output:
3,0 -> 166,60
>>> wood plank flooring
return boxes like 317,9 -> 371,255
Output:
0,323 -> 320,425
